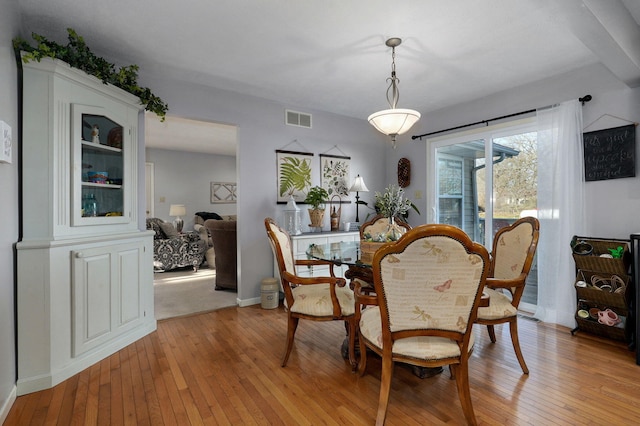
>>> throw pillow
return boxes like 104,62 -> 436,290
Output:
195,211 -> 223,221
159,222 -> 180,238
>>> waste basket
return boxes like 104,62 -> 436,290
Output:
261,277 -> 279,309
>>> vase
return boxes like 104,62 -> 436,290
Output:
384,216 -> 405,241
308,208 -> 325,229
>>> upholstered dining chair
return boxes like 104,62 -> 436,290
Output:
475,216 -> 540,374
264,218 -> 356,369
352,214 -> 412,292
359,214 -> 411,241
355,224 -> 490,425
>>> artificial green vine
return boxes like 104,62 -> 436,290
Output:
13,28 -> 168,120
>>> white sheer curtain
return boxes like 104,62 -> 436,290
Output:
535,100 -> 586,328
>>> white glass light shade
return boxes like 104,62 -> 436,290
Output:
368,108 -> 421,136
169,204 -> 186,217
349,175 -> 369,193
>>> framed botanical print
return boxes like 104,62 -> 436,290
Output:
276,150 -> 313,204
320,153 -> 350,202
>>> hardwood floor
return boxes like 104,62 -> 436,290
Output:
6,306 -> 640,425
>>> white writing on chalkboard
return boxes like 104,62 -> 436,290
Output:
583,124 -> 636,181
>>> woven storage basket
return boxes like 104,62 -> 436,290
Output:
572,237 -> 631,276
575,270 -> 629,311
360,241 -> 389,265
574,314 -> 626,341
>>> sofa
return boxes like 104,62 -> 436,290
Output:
146,218 -> 207,272
204,219 -> 237,290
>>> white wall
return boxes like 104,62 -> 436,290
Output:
145,148 -> 237,231
138,74 -> 387,304
0,0 -> 20,421
389,62 -> 640,240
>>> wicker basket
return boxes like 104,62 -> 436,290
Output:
360,241 -> 389,265
575,270 -> 629,311
574,314 -> 626,341
572,236 -> 631,275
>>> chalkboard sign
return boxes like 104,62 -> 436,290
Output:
583,124 -> 636,181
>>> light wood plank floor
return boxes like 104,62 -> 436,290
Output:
6,305 -> 640,425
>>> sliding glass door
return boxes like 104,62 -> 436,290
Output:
427,119 -> 538,307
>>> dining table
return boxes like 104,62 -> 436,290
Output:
305,239 -> 489,378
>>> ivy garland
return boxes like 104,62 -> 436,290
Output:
13,28 -> 168,120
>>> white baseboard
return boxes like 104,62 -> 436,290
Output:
0,385 -> 17,425
238,297 -> 260,307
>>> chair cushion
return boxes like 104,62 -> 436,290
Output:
476,288 -> 518,320
290,284 -> 355,317
359,306 -> 475,359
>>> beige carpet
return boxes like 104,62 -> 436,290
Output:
154,266 -> 237,320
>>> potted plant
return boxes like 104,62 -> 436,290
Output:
369,185 -> 418,241
304,186 -> 328,229
13,28 -> 168,120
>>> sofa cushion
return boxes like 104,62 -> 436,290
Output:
159,222 -> 179,238
146,218 -> 166,239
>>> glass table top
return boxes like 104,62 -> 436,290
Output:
305,241 -> 369,267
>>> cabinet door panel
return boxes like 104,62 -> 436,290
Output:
72,241 -> 144,357
118,247 -> 142,326
73,250 -> 113,356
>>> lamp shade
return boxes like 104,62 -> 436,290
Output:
169,204 -> 186,217
349,175 -> 369,193
367,108 -> 421,136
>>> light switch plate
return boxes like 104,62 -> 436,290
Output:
0,121 -> 11,164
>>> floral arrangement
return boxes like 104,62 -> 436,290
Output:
374,184 -> 413,218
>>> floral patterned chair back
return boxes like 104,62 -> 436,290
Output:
264,218 -> 357,369
356,224 -> 489,425
476,216 -> 540,374
359,214 -> 411,241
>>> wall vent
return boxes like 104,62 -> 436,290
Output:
285,109 -> 312,128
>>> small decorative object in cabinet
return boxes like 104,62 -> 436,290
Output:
73,106 -> 128,225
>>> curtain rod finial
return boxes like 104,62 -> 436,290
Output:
579,95 -> 592,105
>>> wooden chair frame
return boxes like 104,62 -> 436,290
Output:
476,216 -> 540,374
359,214 -> 411,241
264,218 -> 356,369
355,224 -> 490,425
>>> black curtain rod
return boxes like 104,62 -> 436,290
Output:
411,94 -> 592,140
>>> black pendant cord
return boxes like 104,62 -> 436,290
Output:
411,94 -> 592,140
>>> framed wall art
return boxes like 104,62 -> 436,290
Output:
320,153 -> 350,202
211,182 -> 237,203
276,150 -> 313,204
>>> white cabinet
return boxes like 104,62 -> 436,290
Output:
16,56 -> 155,395
72,241 -> 148,357
275,231 -> 359,279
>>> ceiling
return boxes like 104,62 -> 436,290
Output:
18,0 -> 640,154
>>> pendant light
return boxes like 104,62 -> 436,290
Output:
368,38 -> 421,148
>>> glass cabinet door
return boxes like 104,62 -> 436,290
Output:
72,104 -> 130,225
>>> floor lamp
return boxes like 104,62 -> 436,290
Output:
349,175 -> 369,223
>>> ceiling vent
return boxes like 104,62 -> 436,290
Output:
285,109 -> 312,129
